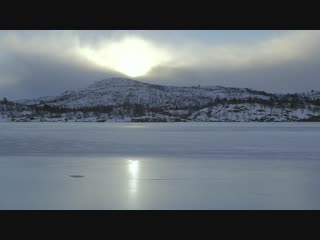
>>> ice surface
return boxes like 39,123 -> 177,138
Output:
0,122 -> 320,209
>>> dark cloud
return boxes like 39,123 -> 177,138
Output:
0,54 -> 124,100
1,30 -> 320,100
141,56 -> 320,93
141,30 -> 320,93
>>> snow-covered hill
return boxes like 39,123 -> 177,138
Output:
190,103 -> 320,122
19,78 -> 274,109
2,78 -> 320,122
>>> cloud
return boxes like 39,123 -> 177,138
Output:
0,30 -> 320,99
78,36 -> 171,77
142,30 -> 320,92
0,31 -> 125,99
159,30 -> 320,70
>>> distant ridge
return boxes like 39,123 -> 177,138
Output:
1,77 -> 319,122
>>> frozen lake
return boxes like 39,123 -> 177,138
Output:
0,122 -> 320,209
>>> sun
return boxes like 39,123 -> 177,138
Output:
79,37 -> 170,77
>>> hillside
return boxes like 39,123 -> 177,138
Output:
1,78 -> 320,122
18,78 -> 273,109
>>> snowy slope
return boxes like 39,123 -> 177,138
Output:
19,78 -> 274,109
190,103 -> 320,122
2,77 -> 320,122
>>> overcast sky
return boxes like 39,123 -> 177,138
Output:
1,30 -> 320,100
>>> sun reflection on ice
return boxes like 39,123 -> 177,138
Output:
128,159 -> 140,197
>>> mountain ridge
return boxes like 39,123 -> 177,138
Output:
17,77 -> 275,108
2,77 -> 320,122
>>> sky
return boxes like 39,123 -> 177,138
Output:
1,30 -> 320,100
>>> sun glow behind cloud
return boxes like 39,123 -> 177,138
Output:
3,30 -> 320,78
2,30 -> 320,98
79,37 -> 171,77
